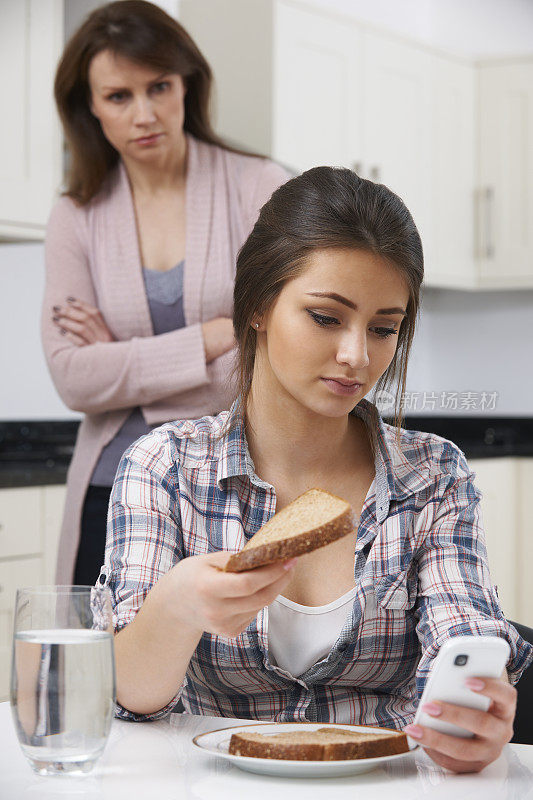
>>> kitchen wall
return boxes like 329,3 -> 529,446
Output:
2,246 -> 531,420
402,288 -> 533,417
1,0 -> 532,420
0,244 -> 68,420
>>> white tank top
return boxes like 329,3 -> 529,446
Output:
267,586 -> 358,677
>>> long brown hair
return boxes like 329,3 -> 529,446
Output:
231,167 -> 424,446
54,0 -> 258,204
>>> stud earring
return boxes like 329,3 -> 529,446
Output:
254,322 -> 259,329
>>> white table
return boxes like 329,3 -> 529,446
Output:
0,701 -> 532,799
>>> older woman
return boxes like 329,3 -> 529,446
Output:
42,0 -> 290,585
101,167 -> 532,774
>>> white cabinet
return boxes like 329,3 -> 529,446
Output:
469,458 -> 532,626
361,31 -> 434,267
477,60 -> 533,287
430,56 -> 476,287
181,0 -> 474,286
0,488 -> 43,558
180,0 -> 533,290
0,0 -> 107,240
0,0 -> 63,240
274,9 -> 437,275
469,459 -> 519,621
0,484 -> 66,700
273,2 -> 361,173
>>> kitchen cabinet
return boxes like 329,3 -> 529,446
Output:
360,30 -> 434,269
274,2 -> 438,272
0,0 -> 109,240
273,1 -> 360,174
430,56 -> 476,287
469,458 -> 519,621
181,0 -> 473,286
0,0 -> 63,240
477,60 -> 533,287
180,0 -> 532,289
0,485 -> 65,700
469,458 -> 533,626
0,488 -> 43,558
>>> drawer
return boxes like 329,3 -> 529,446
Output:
0,557 -> 43,701
0,487 -> 43,558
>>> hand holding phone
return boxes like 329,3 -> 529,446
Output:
414,636 -> 510,738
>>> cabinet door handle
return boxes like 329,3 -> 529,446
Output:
485,187 -> 494,259
369,165 -> 381,182
351,161 -> 363,176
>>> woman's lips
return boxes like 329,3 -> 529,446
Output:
321,378 -> 363,396
134,133 -> 163,146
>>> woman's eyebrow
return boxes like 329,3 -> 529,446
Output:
306,292 -> 407,317
102,73 -> 169,91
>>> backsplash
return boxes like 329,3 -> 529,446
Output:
0,420 -> 78,488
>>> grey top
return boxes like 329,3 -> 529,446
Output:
90,261 -> 185,487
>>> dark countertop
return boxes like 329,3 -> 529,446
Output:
1,415 -> 533,489
392,414 -> 533,460
0,420 -> 79,489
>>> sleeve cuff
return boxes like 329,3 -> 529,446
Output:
114,682 -> 185,723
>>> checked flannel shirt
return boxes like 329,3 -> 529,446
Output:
100,398 -> 533,725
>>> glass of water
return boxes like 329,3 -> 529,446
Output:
10,585 -> 116,776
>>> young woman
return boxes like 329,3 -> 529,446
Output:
101,167 -> 533,774
42,1 -> 290,586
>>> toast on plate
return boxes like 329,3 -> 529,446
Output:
228,726 -> 409,761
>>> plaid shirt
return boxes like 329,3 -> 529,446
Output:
101,398 -> 533,726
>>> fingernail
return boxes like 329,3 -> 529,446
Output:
404,724 -> 423,739
67,296 -> 76,303
283,558 -> 298,571
465,678 -> 485,691
422,702 -> 442,716
53,305 -> 61,312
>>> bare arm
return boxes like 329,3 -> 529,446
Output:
114,551 -> 298,716
114,572 -> 203,715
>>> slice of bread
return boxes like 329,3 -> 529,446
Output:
228,726 -> 409,761
223,488 -> 354,573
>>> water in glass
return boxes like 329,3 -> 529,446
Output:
10,587 -> 116,776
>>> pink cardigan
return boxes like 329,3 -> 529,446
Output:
42,133 -> 290,583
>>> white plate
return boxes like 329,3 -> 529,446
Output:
192,722 -> 417,778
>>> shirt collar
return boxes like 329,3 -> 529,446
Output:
215,398 -> 270,490
216,398 -> 435,523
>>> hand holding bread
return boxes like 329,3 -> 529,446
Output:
164,551 -> 299,638
164,488 -> 354,639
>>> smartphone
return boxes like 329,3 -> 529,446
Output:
413,635 -> 510,738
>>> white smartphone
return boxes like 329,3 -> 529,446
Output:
413,635 -> 510,738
